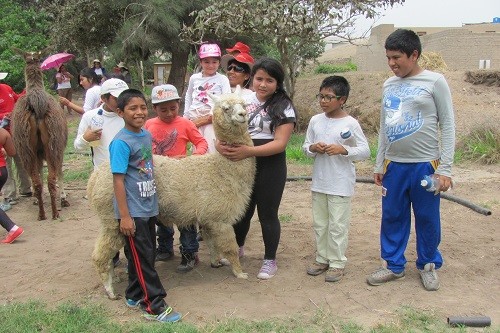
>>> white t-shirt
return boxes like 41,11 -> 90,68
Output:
83,85 -> 102,113
303,114 -> 370,196
183,72 -> 231,119
56,72 -> 71,90
74,107 -> 124,168
244,92 -> 296,140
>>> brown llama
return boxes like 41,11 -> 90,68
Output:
11,48 -> 69,220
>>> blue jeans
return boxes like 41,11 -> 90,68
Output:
156,223 -> 199,255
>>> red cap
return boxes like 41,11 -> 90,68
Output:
226,42 -> 250,54
221,53 -> 254,72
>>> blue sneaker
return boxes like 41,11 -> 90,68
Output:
143,307 -> 181,323
0,201 -> 12,212
125,299 -> 141,309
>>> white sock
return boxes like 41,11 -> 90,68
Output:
9,225 -> 18,233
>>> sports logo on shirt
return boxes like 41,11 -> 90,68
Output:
383,84 -> 424,142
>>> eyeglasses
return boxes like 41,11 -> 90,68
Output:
315,93 -> 342,102
227,64 -> 246,73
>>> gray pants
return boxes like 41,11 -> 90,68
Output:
3,154 -> 31,199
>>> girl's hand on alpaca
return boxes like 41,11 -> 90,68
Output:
192,115 -> 212,127
120,216 -> 135,237
223,144 -> 250,161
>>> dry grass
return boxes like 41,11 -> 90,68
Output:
418,51 -> 448,72
464,70 -> 500,86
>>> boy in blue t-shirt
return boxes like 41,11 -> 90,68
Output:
109,88 -> 181,323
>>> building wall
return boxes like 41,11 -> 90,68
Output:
355,23 -> 500,71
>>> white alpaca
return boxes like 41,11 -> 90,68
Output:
88,87 -> 255,299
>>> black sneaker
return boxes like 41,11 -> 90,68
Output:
155,251 -> 174,262
177,253 -> 198,272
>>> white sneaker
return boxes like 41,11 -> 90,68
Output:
257,259 -> 277,280
419,263 -> 440,291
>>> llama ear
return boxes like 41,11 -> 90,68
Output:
11,47 -> 25,57
234,85 -> 242,96
208,92 -> 221,104
39,46 -> 52,57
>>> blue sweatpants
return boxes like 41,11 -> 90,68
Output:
380,161 -> 443,273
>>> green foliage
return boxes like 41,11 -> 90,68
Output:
0,0 -> 51,91
181,0 -> 403,97
369,139 -> 378,163
314,62 -> 358,74
279,214 -> 293,223
63,117 -> 93,182
2,301 -> 498,333
455,125 -> 500,164
286,133 -> 313,165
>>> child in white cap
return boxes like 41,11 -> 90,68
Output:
145,84 -> 208,271
183,42 -> 230,152
74,78 -> 129,168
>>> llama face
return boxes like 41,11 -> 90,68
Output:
221,100 -> 247,124
25,52 -> 42,64
209,87 -> 248,124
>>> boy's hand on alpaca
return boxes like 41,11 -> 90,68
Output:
120,216 -> 136,237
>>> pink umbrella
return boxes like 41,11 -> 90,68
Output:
40,52 -> 75,70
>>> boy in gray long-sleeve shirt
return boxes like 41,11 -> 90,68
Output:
367,29 -> 455,292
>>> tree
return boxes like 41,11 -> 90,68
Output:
0,0 -> 51,91
182,0 -> 405,98
110,0 -> 206,94
47,0 -> 123,64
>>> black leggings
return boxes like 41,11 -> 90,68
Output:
233,139 -> 287,260
0,166 -> 15,232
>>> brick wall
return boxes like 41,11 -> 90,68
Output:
355,24 -> 500,71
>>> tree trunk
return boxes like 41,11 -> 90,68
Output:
168,47 -> 190,98
277,38 -> 296,99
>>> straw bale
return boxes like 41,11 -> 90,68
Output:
418,52 -> 448,72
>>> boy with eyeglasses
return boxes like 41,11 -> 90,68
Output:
302,75 -> 370,282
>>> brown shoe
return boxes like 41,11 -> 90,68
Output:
306,262 -> 329,276
325,267 -> 344,282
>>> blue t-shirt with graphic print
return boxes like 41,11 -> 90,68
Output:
109,128 -> 159,219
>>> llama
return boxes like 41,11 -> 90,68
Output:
88,87 -> 256,299
11,48 -> 69,220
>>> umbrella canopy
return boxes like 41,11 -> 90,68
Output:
40,53 -> 75,70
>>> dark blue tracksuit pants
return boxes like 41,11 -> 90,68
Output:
380,161 -> 443,273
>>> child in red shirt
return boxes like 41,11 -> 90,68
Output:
144,84 -> 207,272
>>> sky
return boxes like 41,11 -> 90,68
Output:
354,0 -> 500,36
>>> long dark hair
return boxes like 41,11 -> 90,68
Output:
251,57 -> 296,132
79,67 -> 99,86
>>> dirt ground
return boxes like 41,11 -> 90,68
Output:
0,69 -> 499,329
